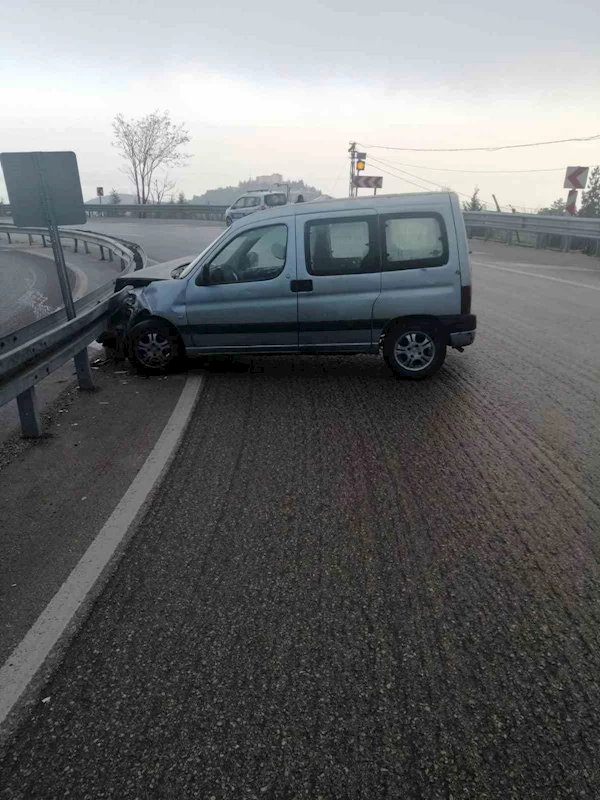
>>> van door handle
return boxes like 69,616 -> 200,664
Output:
290,280 -> 313,293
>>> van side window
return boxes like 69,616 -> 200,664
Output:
201,224 -> 288,285
305,217 -> 378,276
381,213 -> 448,270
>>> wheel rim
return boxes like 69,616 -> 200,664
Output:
393,330 -> 435,372
135,331 -> 172,368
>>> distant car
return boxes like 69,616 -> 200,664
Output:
105,191 -> 476,380
225,190 -> 288,226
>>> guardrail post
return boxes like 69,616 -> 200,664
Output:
84,240 -> 89,254
28,234 -> 33,245
108,249 -> 114,262
562,236 -> 571,253
73,237 -> 78,253
6,231 -> 12,244
42,234 -> 47,247
120,257 -> 126,269
73,348 -> 94,390
17,387 -> 43,438
506,230 -> 513,246
99,245 -> 105,260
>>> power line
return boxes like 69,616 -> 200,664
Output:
369,156 -> 451,192
368,155 -> 542,212
357,133 -> 600,153
365,161 -> 433,192
365,159 -> 564,174
368,155 -> 503,209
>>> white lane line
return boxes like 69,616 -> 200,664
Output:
0,373 -> 205,729
471,261 -> 600,291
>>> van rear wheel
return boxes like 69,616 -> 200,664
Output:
383,323 -> 446,379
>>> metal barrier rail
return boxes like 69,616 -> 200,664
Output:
0,289 -> 128,436
0,223 -> 143,269
463,210 -> 600,239
0,224 -> 146,437
2,204 -> 228,220
83,204 -> 228,220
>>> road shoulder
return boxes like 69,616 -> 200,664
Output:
0,362 -> 189,673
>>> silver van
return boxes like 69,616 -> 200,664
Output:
224,190 -> 288,226
107,192 -> 476,379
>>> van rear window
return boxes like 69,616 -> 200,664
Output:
381,213 -> 448,270
264,193 -> 287,207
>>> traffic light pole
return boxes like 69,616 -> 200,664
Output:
348,142 -> 356,198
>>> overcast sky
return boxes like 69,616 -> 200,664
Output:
2,0 -> 599,209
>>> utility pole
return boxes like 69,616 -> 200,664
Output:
348,142 -> 356,198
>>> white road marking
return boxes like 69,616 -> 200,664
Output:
0,373 -> 205,729
471,261 -> 600,291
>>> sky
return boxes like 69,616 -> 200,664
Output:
1,0 -> 599,211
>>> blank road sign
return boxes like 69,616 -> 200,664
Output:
564,166 -> 589,190
0,151 -> 86,227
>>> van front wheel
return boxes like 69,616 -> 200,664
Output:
383,323 -> 446,379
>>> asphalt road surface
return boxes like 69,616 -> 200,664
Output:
0,241 -> 119,336
1,237 -> 599,798
80,218 -> 225,263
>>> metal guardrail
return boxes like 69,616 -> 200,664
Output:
0,223 -> 144,269
463,210 -> 600,239
84,204 -> 228,220
0,225 -> 146,437
0,203 -> 229,221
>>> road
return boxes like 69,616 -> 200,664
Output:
81,218 -> 224,263
1,234 -> 599,798
0,239 -> 120,336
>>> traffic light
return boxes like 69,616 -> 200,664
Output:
356,160 -> 366,172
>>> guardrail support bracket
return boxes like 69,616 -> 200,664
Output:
74,348 -> 94,390
17,387 -> 43,438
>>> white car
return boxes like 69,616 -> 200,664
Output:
225,190 -> 288,226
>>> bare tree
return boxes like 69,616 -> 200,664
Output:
150,172 -> 176,204
112,111 -> 190,205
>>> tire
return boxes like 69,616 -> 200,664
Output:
225,215 -> 233,227
128,319 -> 184,374
383,322 -> 446,380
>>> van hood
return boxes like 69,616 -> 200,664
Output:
115,256 -> 195,291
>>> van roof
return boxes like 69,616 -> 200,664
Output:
239,191 -> 456,222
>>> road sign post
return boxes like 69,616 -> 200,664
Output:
0,151 -> 94,429
566,189 -> 578,216
97,186 -> 104,205
35,153 -> 77,320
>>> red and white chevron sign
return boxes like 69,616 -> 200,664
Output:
353,175 -> 383,189
564,166 -> 589,190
